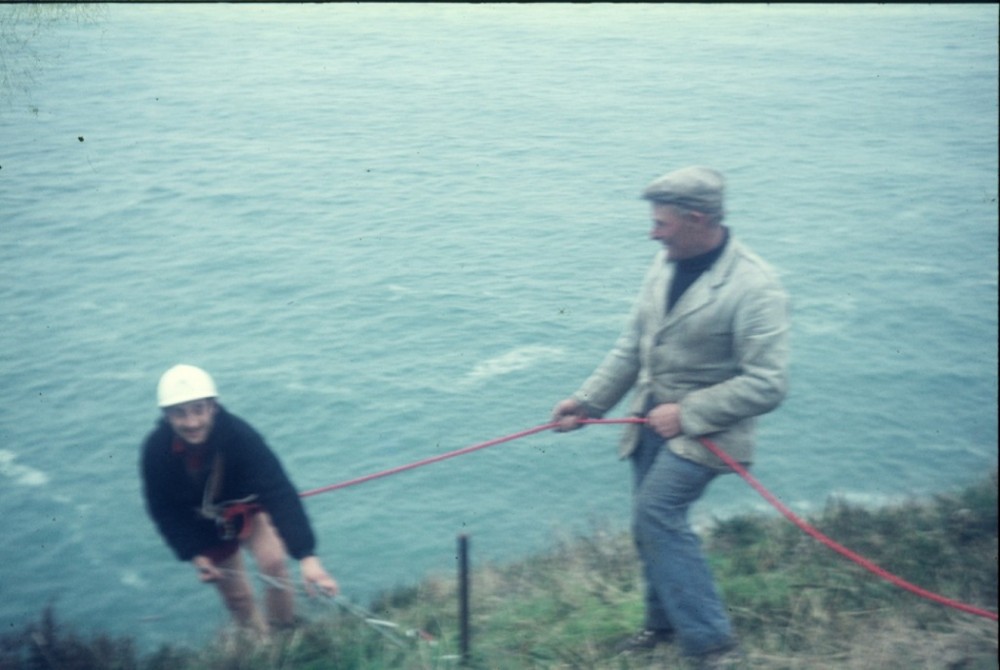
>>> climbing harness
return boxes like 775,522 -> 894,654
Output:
210,499 -> 261,541
195,450 -> 262,541
299,417 -> 998,622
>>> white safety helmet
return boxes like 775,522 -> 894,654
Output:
157,364 -> 218,408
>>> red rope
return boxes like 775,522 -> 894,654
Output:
693,432 -> 999,622
298,422 -> 560,498
298,417 -> 997,621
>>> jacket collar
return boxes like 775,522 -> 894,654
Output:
658,236 -> 740,329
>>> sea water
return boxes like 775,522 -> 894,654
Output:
1,4 -> 997,650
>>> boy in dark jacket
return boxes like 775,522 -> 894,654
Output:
141,364 -> 338,635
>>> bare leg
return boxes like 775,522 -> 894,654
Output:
244,512 -> 296,628
211,550 -> 268,635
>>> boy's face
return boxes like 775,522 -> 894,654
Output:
163,398 -> 217,445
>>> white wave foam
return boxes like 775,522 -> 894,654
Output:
120,569 -> 149,589
0,450 -> 50,486
795,294 -> 859,335
463,345 -> 565,385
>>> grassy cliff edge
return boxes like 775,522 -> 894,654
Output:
3,473 -> 996,669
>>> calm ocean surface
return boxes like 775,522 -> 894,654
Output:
1,4 -> 997,650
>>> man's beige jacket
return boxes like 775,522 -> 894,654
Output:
573,238 -> 790,470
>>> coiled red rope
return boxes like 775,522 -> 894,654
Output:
299,417 -> 998,621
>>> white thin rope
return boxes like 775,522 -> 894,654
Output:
212,566 -> 426,648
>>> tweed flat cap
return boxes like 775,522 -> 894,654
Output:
641,166 -> 725,213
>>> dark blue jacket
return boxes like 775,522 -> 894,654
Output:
141,406 -> 317,561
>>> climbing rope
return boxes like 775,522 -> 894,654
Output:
693,431 -> 999,622
214,567 -> 436,647
298,422 -> 561,498
299,417 -> 998,622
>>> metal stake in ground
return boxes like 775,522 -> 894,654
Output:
458,533 -> 471,665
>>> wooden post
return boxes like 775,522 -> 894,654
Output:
458,533 -> 471,665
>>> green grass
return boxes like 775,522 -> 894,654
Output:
3,473 -> 996,669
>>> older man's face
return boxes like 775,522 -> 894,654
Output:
650,204 -> 702,260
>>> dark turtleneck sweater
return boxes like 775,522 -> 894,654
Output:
667,228 -> 729,312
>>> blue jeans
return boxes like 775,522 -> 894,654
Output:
631,425 -> 736,656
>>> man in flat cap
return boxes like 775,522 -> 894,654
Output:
551,166 -> 789,668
